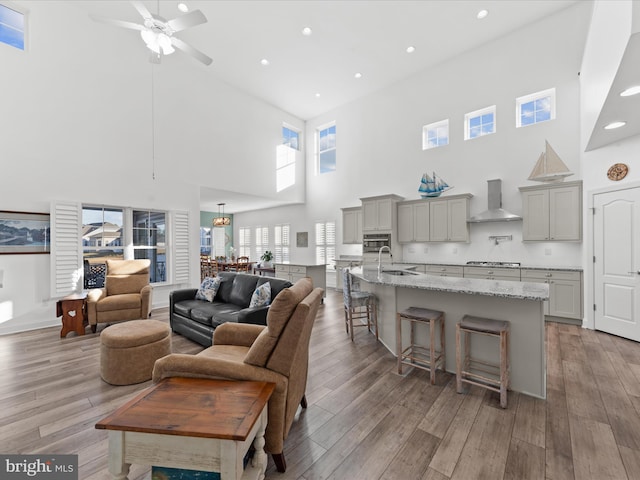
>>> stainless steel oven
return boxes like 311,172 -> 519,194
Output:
363,233 -> 391,253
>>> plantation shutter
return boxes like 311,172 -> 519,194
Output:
173,211 -> 189,284
50,201 -> 82,297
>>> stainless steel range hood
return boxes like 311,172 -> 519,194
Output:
467,179 -> 522,223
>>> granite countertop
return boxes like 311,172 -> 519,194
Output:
390,261 -> 583,272
350,266 -> 549,301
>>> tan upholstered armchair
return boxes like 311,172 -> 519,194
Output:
152,277 -> 323,473
87,259 -> 152,333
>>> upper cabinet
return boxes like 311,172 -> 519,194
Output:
397,194 -> 472,243
429,195 -> 472,242
397,201 -> 430,243
361,194 -> 404,232
341,207 -> 362,244
519,181 -> 582,241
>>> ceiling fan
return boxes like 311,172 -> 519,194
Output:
90,0 -> 212,66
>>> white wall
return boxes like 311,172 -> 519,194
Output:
580,1 -> 640,329
0,1 -> 304,334
235,2 -> 592,269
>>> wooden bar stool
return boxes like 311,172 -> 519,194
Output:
456,315 -> 510,408
396,307 -> 445,384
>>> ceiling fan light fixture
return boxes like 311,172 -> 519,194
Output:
141,29 -> 175,55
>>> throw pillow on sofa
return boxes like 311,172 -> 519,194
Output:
195,277 -> 221,302
250,282 -> 271,308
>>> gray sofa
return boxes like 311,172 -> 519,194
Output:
169,272 -> 292,346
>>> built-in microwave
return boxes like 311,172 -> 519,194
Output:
363,233 -> 391,253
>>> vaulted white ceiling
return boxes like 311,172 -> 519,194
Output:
75,0 -> 579,120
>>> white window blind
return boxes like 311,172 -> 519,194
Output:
51,201 -> 82,297
255,226 -> 269,260
172,211 -> 189,284
238,227 -> 251,258
274,224 -> 290,263
315,221 -> 336,265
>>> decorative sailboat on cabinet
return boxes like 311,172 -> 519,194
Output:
528,140 -> 574,182
419,172 -> 452,198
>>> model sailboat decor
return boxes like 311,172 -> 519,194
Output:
419,172 -> 452,198
528,140 -> 574,182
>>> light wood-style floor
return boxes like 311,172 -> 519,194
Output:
2,289 -> 640,479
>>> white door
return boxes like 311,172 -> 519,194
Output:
594,187 -> 640,341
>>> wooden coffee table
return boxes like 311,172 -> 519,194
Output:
95,377 -> 275,480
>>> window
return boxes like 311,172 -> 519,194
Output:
132,210 -> 166,283
465,106 -> 496,140
516,88 -> 555,127
274,224 -> 290,263
0,3 -> 25,50
317,123 -> 336,174
238,227 -> 251,258
82,206 -> 167,284
255,226 -> 269,260
315,221 -> 335,266
82,206 -> 124,260
199,227 -> 211,256
282,125 -> 300,150
422,119 -> 449,150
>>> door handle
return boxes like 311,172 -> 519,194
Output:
628,271 -> 640,275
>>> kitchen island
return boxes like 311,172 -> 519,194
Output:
350,266 -> 549,399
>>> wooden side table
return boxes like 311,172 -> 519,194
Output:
96,377 -> 275,480
56,292 -> 88,338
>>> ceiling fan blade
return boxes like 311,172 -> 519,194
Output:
130,0 -> 153,20
167,9 -> 207,33
90,14 -> 145,31
171,37 -> 212,66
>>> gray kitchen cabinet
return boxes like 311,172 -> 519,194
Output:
463,266 -> 521,281
361,194 -> 403,232
397,200 -> 430,243
275,263 -> 326,297
520,181 -> 582,241
341,207 -> 362,244
428,194 -> 472,242
521,269 -> 583,319
424,265 -> 464,277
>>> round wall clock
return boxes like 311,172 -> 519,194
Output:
607,163 -> 628,181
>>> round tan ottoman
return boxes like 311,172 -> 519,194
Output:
100,320 -> 171,385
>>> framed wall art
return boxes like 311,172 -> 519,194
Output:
0,210 -> 50,254
296,231 -> 308,248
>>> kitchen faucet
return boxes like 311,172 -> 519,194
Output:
378,246 -> 392,275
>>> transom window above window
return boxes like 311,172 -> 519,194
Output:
422,119 -> 449,150
282,125 -> 300,150
317,123 -> 336,174
516,88 -> 555,128
0,3 -> 25,50
465,106 -> 496,140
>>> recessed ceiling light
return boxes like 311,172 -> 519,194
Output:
604,121 -> 626,130
302,27 -> 312,36
477,9 -> 489,19
354,72 -> 362,79
620,85 -> 640,97
315,93 -> 321,98
260,58 -> 270,66
406,46 -> 416,54
177,2 -> 189,13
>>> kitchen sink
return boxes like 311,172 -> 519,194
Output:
382,270 -> 419,276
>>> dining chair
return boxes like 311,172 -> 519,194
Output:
200,256 -> 212,281
236,256 -> 250,273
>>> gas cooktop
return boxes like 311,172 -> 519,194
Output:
466,261 -> 521,267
